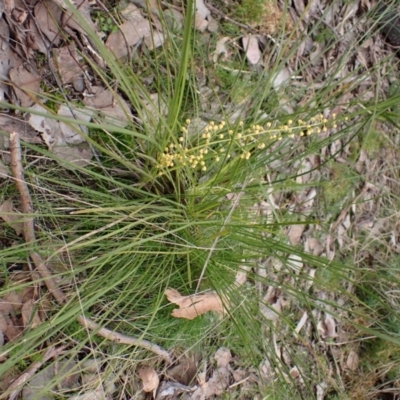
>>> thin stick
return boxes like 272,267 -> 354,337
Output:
8,133 -> 172,370
77,315 -> 172,363
10,132 -> 67,304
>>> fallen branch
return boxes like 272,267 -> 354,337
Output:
77,315 -> 172,362
7,132 -> 172,393
10,132 -> 67,305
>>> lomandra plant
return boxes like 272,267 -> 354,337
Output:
1,0 -> 400,398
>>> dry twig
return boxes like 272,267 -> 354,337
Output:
7,132 -> 172,395
10,132 -> 67,304
77,315 -> 172,362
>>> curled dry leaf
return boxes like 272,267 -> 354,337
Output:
61,0 -> 100,40
242,36 -> 262,65
144,31 -> 165,50
214,347 -> 232,368
231,368 -> 247,382
317,313 -> 337,339
163,8 -> 184,31
138,365 -> 159,393
165,288 -> 224,320
346,350 -> 359,371
260,287 -> 290,321
106,19 -> 150,59
196,0 -> 210,20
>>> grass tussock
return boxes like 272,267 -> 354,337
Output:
1,0 -> 400,398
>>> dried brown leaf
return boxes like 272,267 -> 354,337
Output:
196,0 -> 210,20
9,66 -> 41,107
83,86 -> 132,127
0,46 -> 23,101
317,313 -> 337,339
0,302 -> 23,342
231,368 -> 247,382
4,0 -> 14,14
143,30 -> 164,50
3,290 -> 24,313
138,365 -> 159,393
166,354 -> 199,385
53,44 -> 84,90
259,359 -> 274,382
34,0 -> 63,46
242,36 -> 261,65
214,347 -> 232,368
346,350 -> 359,371
163,8 -> 184,31
191,367 -> 230,399
0,16 -> 10,51
287,224 -> 305,245
0,115 -> 41,148
0,198 -> 23,235
207,15 -> 218,32
304,237 -> 323,256
165,288 -> 224,320
58,105 -> 91,145
61,0 -> 99,39
195,12 -> 208,32
106,14 -> 151,59
260,296 -> 288,321
21,299 -> 42,329
27,104 -> 93,167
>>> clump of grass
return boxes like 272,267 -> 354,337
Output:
1,0 -> 400,398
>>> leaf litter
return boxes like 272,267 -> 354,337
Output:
0,0 -> 399,398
